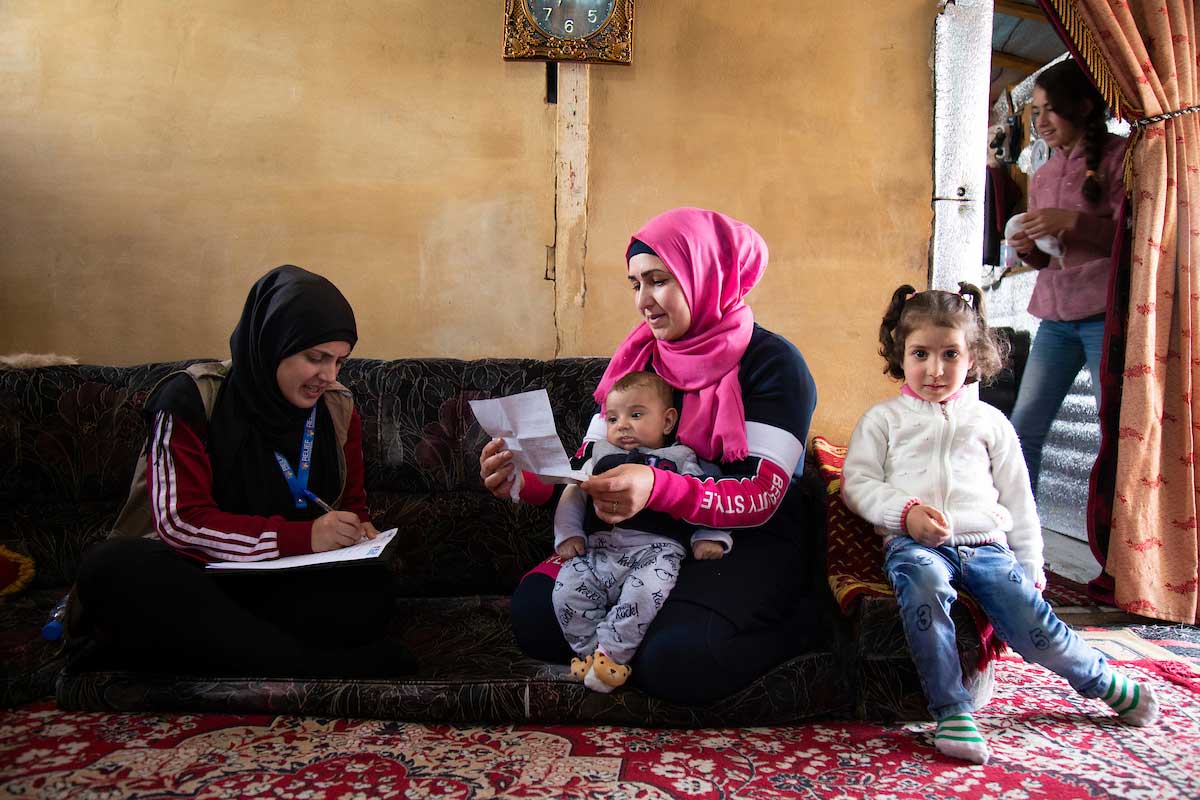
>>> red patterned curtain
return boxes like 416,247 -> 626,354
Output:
1038,0 -> 1198,623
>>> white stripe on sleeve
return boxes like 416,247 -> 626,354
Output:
745,421 -> 804,474
150,413 -> 279,561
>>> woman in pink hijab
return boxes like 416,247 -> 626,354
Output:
480,208 -> 820,703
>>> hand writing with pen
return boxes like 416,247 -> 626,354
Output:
305,489 -> 379,552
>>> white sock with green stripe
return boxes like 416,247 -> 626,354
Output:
934,713 -> 990,764
1100,671 -> 1159,726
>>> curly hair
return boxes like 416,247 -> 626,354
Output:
878,283 -> 1009,385
1035,59 -> 1111,204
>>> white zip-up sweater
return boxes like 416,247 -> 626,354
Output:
842,391 -> 1045,588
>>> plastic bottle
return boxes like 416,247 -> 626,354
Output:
41,593 -> 70,641
1000,239 -> 1019,268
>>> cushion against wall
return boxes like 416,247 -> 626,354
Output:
0,362 -> 200,587
812,437 -> 891,611
811,435 -> 1005,668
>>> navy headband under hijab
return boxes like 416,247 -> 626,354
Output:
627,239 -> 658,261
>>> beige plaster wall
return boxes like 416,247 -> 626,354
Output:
1,1 -> 937,441
0,1 -> 556,363
577,1 -> 936,440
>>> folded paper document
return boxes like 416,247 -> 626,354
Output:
469,389 -> 588,498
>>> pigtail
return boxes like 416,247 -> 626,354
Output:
957,281 -> 1009,385
956,282 -> 985,321
878,284 -> 916,380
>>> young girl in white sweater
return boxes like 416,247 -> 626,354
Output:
842,283 -> 1158,764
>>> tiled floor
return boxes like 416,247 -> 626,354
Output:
1042,527 -> 1100,584
1033,529 -> 1199,635
1040,528 -> 1143,626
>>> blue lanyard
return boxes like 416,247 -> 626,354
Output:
274,407 -> 317,509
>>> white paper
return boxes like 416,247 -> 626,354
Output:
206,528 -> 398,572
469,390 -> 588,494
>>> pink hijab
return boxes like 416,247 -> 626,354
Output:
594,207 -> 767,462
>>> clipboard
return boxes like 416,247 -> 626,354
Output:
205,528 -> 398,573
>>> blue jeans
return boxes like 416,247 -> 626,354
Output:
1010,317 -> 1106,494
884,537 -> 1109,720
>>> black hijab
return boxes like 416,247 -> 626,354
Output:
148,265 -> 358,518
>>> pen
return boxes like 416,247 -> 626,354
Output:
41,592 -> 71,641
304,489 -> 371,542
302,489 -> 336,514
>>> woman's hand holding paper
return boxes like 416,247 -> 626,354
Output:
479,437 -> 516,500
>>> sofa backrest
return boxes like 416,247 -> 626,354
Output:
341,357 -> 608,595
339,358 -> 606,496
0,358 -> 608,593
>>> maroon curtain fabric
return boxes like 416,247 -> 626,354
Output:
1039,0 -> 1199,623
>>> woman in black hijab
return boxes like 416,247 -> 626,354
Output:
77,266 -> 413,677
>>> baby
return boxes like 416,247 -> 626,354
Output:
552,371 -> 730,692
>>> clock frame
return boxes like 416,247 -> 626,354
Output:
503,0 -> 634,65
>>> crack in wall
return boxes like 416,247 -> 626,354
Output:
548,178 -> 561,358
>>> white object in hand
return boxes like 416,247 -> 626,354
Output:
469,390 -> 589,499
1005,213 -> 1064,257
206,528 -> 398,571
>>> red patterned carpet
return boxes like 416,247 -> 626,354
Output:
2,657 -> 1198,800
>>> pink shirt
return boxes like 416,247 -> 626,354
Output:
1024,133 -> 1127,321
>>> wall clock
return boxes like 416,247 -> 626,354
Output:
503,0 -> 634,65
